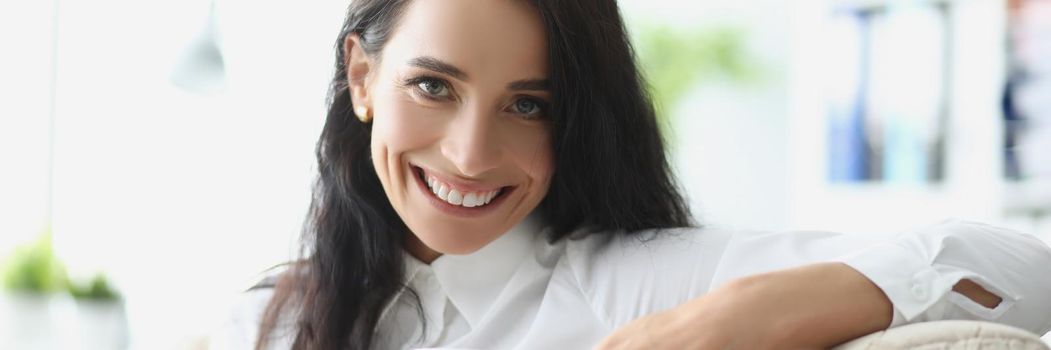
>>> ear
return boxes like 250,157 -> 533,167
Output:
344,34 -> 373,111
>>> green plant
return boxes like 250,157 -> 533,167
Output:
632,23 -> 762,134
69,273 -> 120,300
2,230 -> 69,294
2,230 -> 120,301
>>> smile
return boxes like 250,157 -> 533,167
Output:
412,165 -> 513,212
425,176 -> 502,207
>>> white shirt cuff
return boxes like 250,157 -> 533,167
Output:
838,240 -> 957,328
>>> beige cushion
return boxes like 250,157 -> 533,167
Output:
835,321 -> 1049,350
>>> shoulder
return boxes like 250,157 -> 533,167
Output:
210,268 -> 298,350
562,226 -> 736,275
211,288 -> 276,349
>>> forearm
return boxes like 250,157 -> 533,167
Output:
709,262 -> 1006,348
715,262 -> 893,348
592,263 -> 891,350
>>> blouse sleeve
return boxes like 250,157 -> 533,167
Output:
563,227 -> 736,329
709,219 -> 1051,334
209,288 -> 272,350
209,282 -> 297,350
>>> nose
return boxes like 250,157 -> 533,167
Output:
441,102 -> 502,178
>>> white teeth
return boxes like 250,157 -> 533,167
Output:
447,189 -> 463,205
437,185 -> 450,201
422,173 -> 502,208
463,192 -> 478,207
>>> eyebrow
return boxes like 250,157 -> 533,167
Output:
408,56 -> 468,81
508,79 -> 550,92
408,55 -> 550,92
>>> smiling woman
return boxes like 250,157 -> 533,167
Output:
208,0 -> 1051,349
238,0 -> 689,348
356,0 -> 557,260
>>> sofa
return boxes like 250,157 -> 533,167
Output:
835,321 -> 1049,350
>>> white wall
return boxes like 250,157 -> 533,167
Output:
40,0 -> 346,347
0,0 -> 58,257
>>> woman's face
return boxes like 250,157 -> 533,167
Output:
347,0 -> 553,261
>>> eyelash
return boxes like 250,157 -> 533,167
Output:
401,76 -> 549,120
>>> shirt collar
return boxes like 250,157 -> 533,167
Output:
424,212 -> 543,328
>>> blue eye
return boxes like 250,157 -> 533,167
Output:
511,98 -> 544,117
415,78 -> 450,98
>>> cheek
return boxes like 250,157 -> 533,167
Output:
371,95 -> 445,152
503,125 -> 554,186
369,89 -> 450,199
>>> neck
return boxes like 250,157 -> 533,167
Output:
405,234 -> 442,264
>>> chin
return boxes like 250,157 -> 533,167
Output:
415,228 -> 496,255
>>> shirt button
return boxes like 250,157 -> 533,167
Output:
910,282 -> 929,300
910,269 -> 938,301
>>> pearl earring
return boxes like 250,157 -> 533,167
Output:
355,106 -> 371,123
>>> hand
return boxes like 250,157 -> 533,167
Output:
592,263 -> 894,350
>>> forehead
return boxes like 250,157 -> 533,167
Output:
380,0 -> 548,81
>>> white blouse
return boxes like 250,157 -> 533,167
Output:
210,216 -> 1051,349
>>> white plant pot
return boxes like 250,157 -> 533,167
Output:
0,293 -> 129,350
73,298 -> 129,350
0,292 -> 78,350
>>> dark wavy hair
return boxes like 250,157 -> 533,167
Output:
255,0 -> 693,349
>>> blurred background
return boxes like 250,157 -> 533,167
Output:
1,0 -> 1048,348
